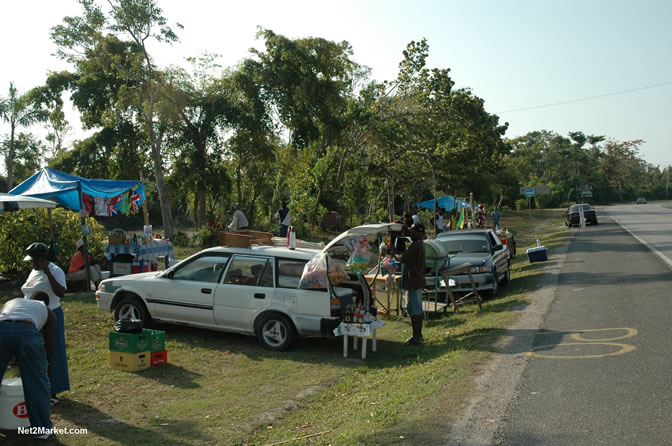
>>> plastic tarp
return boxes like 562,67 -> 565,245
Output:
9,168 -> 145,212
414,196 -> 470,211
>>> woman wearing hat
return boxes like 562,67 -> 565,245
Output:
21,242 -> 69,405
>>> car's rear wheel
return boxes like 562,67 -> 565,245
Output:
114,295 -> 149,326
256,313 -> 295,351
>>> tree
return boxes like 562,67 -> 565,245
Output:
0,82 -> 48,190
51,0 -> 182,239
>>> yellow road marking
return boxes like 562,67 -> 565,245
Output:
527,342 -> 637,359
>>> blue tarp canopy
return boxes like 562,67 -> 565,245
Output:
9,168 -> 145,212
414,195 -> 470,211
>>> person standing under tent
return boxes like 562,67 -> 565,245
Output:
275,202 -> 291,237
21,242 -> 69,405
435,207 -> 446,234
228,204 -> 249,231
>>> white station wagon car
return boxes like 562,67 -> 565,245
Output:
96,223 -> 403,351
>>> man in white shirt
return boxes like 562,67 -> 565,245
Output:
274,202 -> 291,237
228,204 -> 249,231
0,296 -> 57,437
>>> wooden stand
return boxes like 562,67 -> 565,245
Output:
218,230 -> 273,248
440,263 -> 482,312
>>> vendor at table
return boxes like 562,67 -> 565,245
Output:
397,224 -> 426,345
67,239 -> 102,288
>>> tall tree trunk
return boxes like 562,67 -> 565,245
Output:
7,124 -> 15,191
198,182 -> 206,228
146,87 -> 174,240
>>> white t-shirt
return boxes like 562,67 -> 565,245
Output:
21,263 -> 67,310
436,214 -> 445,230
228,210 -> 249,231
0,298 -> 49,329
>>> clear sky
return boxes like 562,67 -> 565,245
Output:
2,0 -> 671,168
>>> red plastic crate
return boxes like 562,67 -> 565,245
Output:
150,349 -> 168,367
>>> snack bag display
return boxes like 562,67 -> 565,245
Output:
299,253 -> 328,289
346,236 -> 371,275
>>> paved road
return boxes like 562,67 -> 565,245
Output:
448,203 -> 672,445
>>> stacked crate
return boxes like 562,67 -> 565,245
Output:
109,328 -> 167,371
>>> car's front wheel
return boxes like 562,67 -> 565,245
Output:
488,270 -> 499,298
114,295 -> 149,325
256,313 -> 295,351
502,264 -> 511,284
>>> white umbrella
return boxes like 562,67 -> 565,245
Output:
0,193 -> 57,212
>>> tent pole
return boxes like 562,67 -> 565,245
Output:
78,184 -> 92,291
140,171 -> 149,226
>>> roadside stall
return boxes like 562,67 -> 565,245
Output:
301,223 -> 404,359
10,168 -> 153,288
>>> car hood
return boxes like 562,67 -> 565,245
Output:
322,223 -> 404,257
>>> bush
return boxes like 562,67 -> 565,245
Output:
515,198 -> 528,211
0,208 -> 107,275
172,230 -> 191,248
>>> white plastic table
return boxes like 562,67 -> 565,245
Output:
333,319 -> 385,359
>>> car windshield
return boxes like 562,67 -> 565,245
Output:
439,237 -> 489,254
570,204 -> 593,212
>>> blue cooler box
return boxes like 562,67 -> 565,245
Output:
526,246 -> 548,262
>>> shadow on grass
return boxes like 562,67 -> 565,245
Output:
53,399 -> 210,446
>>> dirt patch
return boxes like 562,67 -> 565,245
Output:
239,384 -> 327,433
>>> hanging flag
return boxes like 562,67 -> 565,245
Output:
82,193 -> 93,216
108,196 -> 119,216
457,208 -> 464,229
130,189 -> 141,213
120,191 -> 131,214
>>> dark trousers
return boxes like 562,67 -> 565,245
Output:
0,322 -> 52,429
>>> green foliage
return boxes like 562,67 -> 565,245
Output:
0,208 -> 106,275
171,230 -> 190,248
515,198 -> 528,211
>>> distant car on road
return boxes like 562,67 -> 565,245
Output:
435,229 -> 511,297
636,197 -> 647,204
565,204 -> 598,227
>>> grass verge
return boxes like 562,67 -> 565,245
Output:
1,209 -> 568,445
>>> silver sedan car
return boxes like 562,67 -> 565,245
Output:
435,229 -> 511,296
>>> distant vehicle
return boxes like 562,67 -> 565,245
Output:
636,197 -> 647,204
565,204 -> 598,227
435,229 -> 511,297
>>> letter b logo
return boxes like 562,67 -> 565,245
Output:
13,402 -> 29,418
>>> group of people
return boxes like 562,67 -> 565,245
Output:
1,242 -> 71,439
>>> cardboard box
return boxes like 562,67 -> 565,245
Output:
109,351 -> 150,371
526,246 -> 548,262
113,262 -> 132,276
150,350 -> 168,367
109,331 -> 150,353
108,234 -> 126,245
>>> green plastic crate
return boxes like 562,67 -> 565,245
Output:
109,331 -> 150,353
143,328 -> 166,353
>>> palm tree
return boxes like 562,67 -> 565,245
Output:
0,82 -> 48,190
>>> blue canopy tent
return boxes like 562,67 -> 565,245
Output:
10,168 -> 146,289
413,195 -> 470,211
9,168 -> 145,212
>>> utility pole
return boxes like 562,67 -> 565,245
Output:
667,166 -> 669,201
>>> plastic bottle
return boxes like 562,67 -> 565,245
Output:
536,239 -> 541,247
